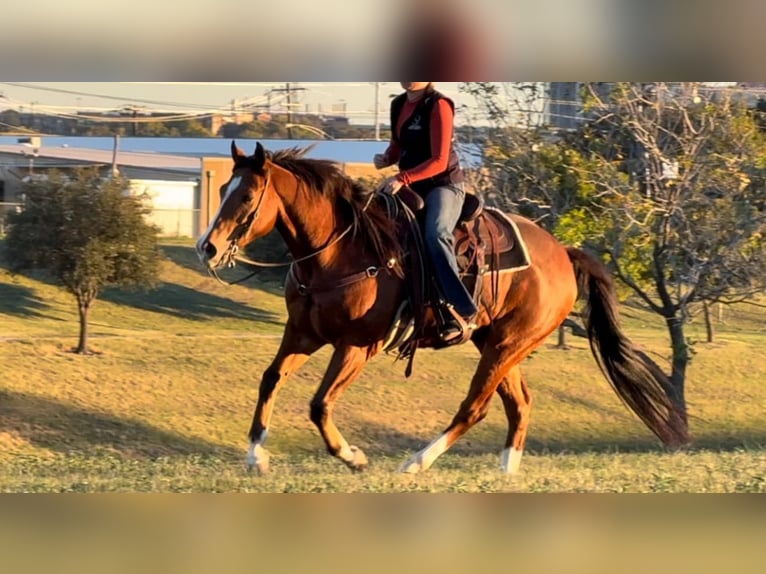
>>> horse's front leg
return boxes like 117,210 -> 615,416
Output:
309,344 -> 372,472
248,323 -> 322,474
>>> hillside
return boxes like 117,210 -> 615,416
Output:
1,240 -> 764,492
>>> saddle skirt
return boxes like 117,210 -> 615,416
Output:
454,205 -> 531,276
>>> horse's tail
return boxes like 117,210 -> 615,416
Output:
566,247 -> 690,447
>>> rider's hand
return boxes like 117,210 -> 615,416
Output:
378,175 -> 404,195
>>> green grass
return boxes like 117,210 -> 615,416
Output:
1,240 -> 764,492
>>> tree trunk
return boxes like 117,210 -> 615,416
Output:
75,296 -> 92,354
665,315 -> 689,426
702,301 -> 714,343
563,317 -> 587,338
556,317 -> 588,349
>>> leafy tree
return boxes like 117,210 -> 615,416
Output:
756,98 -> 766,132
175,119 -> 211,137
458,83 -> 591,229
570,83 -> 766,415
463,82 -> 766,418
0,109 -> 24,131
3,168 -> 164,354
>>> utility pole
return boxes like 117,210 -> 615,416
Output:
286,82 -> 293,139
265,83 -> 306,139
111,134 -> 120,178
373,82 -> 381,141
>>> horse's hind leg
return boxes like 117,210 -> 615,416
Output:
309,344 -> 371,472
399,338 -> 522,474
399,323 -> 545,474
247,322 -> 322,474
473,331 -> 533,473
496,367 -> 532,474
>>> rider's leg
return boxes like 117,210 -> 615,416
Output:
421,183 -> 478,340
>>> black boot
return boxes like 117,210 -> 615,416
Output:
439,316 -> 463,342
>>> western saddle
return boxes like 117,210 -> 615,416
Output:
385,187 -> 528,376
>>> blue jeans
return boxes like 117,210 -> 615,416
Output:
422,184 -> 478,319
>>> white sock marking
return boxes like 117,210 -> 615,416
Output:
247,428 -> 269,467
416,433 -> 451,471
500,447 -> 523,474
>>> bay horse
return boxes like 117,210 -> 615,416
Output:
195,141 -> 689,475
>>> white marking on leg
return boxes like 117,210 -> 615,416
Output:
247,428 -> 269,468
500,447 -> 523,474
419,433 -> 450,470
196,175 -> 242,260
337,439 -> 354,463
400,432 -> 451,473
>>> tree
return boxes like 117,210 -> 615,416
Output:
569,83 -> 766,417
463,82 -> 766,420
0,109 -> 24,131
3,168 -> 164,354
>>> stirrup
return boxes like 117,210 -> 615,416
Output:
438,305 -> 476,345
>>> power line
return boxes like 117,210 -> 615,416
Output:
0,82 -> 224,111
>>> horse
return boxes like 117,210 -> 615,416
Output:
195,141 -> 689,475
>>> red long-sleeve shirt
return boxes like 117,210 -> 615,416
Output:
383,97 -> 455,187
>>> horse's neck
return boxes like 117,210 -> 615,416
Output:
271,168 -> 347,268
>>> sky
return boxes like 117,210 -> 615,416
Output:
0,82 -> 475,126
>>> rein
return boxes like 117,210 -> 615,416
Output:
208,176 -> 389,290
208,221 -> 355,287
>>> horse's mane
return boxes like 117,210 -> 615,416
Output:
267,147 -> 404,272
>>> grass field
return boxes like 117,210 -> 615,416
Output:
1,239 -> 764,492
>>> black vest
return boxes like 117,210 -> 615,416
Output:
390,88 -> 464,196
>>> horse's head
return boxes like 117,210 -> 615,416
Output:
196,141 -> 279,270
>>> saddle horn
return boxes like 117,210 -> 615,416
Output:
398,186 -> 425,212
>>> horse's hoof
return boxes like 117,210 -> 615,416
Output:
247,444 -> 270,475
398,457 -> 422,474
346,446 -> 368,472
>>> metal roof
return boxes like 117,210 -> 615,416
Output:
0,136 -> 481,167
0,143 -> 200,171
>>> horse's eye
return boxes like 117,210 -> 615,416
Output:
242,192 -> 254,204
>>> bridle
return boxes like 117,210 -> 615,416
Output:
207,168 -> 359,287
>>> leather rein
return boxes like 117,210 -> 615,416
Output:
208,173 -> 396,294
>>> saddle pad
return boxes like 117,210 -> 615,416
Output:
455,207 -> 532,274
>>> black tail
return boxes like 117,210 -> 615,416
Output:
567,247 -> 690,447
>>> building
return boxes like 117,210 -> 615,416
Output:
0,136 -> 202,237
546,82 -> 582,130
0,135 -> 482,237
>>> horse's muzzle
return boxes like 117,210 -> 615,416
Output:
196,239 -> 219,268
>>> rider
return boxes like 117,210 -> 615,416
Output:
375,82 -> 478,342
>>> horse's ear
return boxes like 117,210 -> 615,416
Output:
231,140 -> 245,161
253,142 -> 266,169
